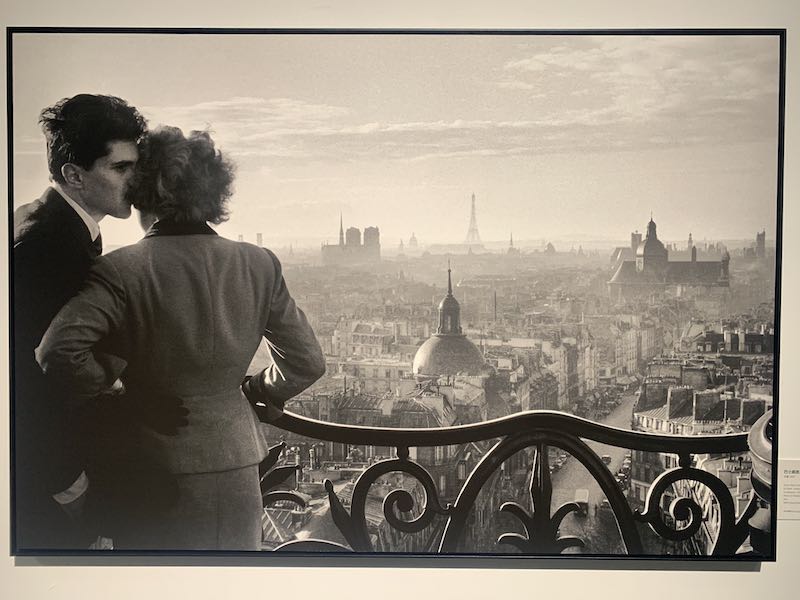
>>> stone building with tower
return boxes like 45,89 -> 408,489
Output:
742,230 -> 768,259
756,230 -> 766,258
321,214 -> 381,266
608,216 -> 731,309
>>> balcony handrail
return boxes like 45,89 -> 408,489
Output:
258,408 -> 764,556
270,408 -> 750,455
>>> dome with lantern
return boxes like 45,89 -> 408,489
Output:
412,265 -> 491,378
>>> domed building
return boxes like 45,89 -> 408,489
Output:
635,217 -> 668,274
608,215 -> 731,311
412,266 -> 491,379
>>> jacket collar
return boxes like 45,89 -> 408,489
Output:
144,218 -> 217,238
53,184 -> 102,242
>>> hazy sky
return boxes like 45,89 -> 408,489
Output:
11,32 -> 780,248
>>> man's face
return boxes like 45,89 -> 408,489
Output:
79,140 -> 139,220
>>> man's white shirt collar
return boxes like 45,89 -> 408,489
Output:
54,184 -> 101,242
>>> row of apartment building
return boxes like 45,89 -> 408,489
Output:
629,354 -> 772,554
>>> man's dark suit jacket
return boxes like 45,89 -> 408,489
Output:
13,187 -> 101,550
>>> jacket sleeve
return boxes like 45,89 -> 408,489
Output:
35,258 -> 127,397
257,249 -> 326,405
14,236 -> 85,360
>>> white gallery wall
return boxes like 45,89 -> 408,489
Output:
1,1 -> 799,598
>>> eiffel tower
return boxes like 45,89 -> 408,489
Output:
464,193 -> 482,244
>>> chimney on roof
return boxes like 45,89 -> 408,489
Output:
631,231 -> 642,253
380,394 -> 394,416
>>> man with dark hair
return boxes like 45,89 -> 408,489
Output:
13,93 -> 147,550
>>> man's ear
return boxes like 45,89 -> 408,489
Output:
61,163 -> 84,187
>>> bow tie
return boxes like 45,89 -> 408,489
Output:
91,233 -> 103,257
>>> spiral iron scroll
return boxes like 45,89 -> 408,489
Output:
321,450 -> 452,552
635,464 -> 757,555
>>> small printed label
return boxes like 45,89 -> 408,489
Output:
779,459 -> 800,520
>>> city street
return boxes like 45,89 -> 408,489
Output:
551,392 -> 638,553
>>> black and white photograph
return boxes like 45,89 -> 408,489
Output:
8,29 -> 782,559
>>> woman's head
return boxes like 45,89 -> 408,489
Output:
131,126 -> 234,225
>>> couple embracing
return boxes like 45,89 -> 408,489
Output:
13,94 -> 325,552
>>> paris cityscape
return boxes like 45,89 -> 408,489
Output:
243,195 -> 776,555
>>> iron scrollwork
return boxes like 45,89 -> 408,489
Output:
497,443 -> 584,554
260,442 -> 307,510
265,409 -> 758,555
320,449 -> 451,552
439,430 -> 643,554
634,463 -> 755,555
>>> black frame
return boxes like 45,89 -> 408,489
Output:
6,27 -> 784,561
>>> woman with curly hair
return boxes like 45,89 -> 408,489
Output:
36,126 -> 326,550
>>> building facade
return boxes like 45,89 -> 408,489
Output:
608,217 -> 730,306
321,215 -> 381,265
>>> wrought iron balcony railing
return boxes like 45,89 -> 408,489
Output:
257,408 -> 773,557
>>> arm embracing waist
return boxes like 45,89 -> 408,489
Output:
35,258 -> 126,396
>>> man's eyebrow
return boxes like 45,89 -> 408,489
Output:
110,159 -> 136,166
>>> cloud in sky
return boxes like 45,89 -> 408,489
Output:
501,36 -> 778,140
11,33 -> 780,244
17,35 -> 777,169
130,36 -> 777,173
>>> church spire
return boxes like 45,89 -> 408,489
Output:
447,259 -> 453,295
437,263 -> 462,335
339,213 -> 344,246
647,214 -> 657,238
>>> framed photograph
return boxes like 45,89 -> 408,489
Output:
8,28 -> 782,560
